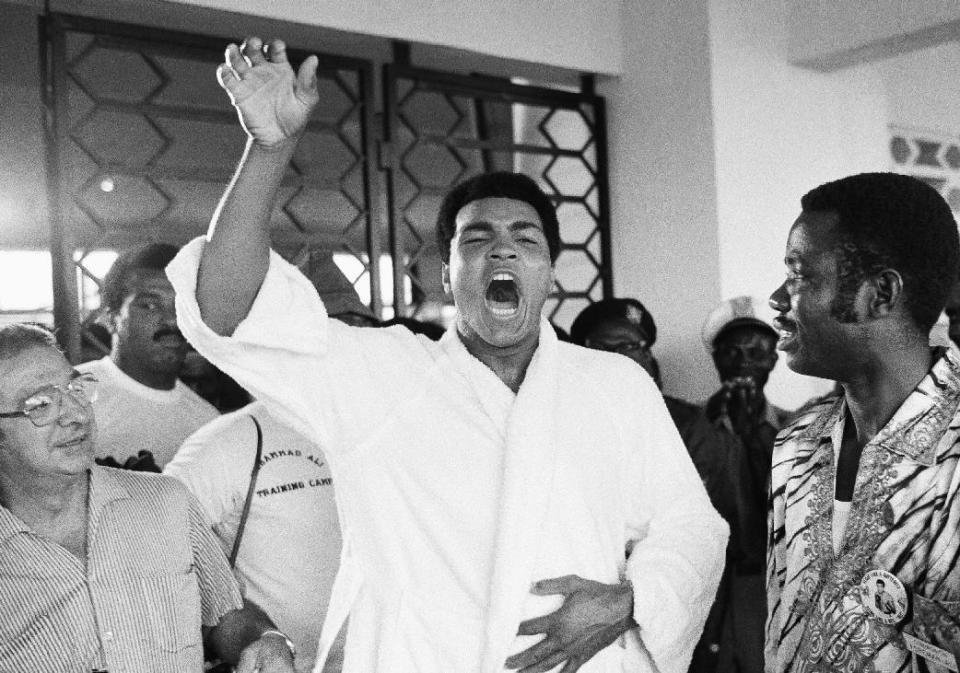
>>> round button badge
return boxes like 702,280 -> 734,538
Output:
861,569 -> 908,625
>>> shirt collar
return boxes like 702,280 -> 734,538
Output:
798,345 -> 960,466
762,399 -> 784,430
798,395 -> 845,442
870,345 -> 960,465
0,503 -> 30,545
0,467 -> 130,546
88,465 -> 132,516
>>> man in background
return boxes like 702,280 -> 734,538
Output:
701,296 -> 788,673
166,401 -> 343,673
703,296 -> 790,440
79,243 -> 218,469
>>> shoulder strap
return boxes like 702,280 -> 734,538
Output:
229,415 -> 263,567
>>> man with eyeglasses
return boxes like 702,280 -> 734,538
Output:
0,323 -> 297,673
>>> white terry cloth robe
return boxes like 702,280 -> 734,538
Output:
168,238 -> 728,673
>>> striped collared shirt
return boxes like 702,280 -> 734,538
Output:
0,466 -> 243,672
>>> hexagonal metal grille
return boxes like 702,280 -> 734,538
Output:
383,65 -> 612,329
43,14 -> 379,360
890,125 -> 960,213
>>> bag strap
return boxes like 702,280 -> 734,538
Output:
229,416 -> 263,567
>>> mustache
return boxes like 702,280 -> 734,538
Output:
153,327 -> 184,341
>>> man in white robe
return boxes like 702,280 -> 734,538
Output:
168,36 -> 727,673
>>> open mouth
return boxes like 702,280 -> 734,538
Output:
774,318 -> 797,349
56,434 -> 88,448
485,272 -> 521,317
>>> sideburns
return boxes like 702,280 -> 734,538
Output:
829,241 -> 886,324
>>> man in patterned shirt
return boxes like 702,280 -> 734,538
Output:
0,323 -> 296,673
766,173 -> 960,673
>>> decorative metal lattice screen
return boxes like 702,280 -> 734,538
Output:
42,14 -> 378,360
382,64 -> 612,328
890,125 -> 960,213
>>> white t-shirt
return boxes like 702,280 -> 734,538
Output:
164,402 -> 342,673
77,357 -> 218,468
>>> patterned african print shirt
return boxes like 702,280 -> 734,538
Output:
765,346 -> 960,673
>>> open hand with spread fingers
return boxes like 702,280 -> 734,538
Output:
505,575 -> 637,673
217,37 -> 320,148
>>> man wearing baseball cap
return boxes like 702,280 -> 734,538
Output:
702,296 -> 791,437
701,295 -> 790,673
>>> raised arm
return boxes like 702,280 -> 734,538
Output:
198,37 -> 319,335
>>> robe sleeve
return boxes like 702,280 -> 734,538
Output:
167,237 -> 432,454
622,372 -> 729,673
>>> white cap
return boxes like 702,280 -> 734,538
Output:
701,295 -> 778,351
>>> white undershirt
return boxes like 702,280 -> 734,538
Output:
833,499 -> 851,555
831,415 -> 852,556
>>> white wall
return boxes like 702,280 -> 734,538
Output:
599,0 -> 723,404
788,0 -> 960,68
877,41 -> 960,131
709,0 -> 890,409
164,0 -> 625,75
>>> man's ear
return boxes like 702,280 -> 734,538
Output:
441,263 -> 451,295
104,307 -> 122,337
867,269 -> 904,318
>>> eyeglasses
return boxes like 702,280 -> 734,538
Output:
0,373 -> 98,428
584,339 -> 650,357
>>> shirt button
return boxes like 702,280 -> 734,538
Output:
708,643 -> 720,653
103,631 -> 114,642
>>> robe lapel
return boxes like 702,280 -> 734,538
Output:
480,319 -> 560,672
440,326 -> 516,432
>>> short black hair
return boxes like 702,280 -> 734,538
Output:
435,171 -> 561,264
801,172 -> 960,331
101,243 -> 179,313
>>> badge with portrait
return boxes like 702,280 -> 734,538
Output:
861,569 -> 908,625
904,594 -> 960,673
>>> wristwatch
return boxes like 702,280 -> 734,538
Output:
260,629 -> 296,659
